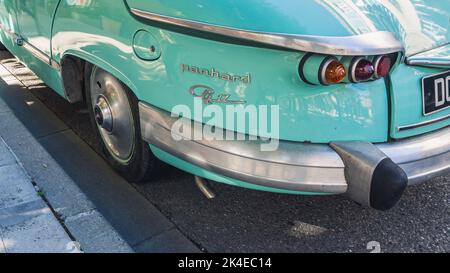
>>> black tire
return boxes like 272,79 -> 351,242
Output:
0,42 -> 6,51
84,63 -> 162,183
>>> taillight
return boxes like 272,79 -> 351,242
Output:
299,53 -> 396,86
323,60 -> 347,84
350,57 -> 375,82
373,55 -> 392,78
299,54 -> 346,85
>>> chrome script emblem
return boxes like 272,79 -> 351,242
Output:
189,85 -> 246,104
181,64 -> 251,84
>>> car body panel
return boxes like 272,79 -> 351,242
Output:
0,1 -> 19,34
0,26 -> 64,97
16,0 -> 61,57
0,0 -> 64,96
0,0 -> 449,196
390,64 -> 450,139
51,0 -> 389,143
125,0 -> 450,56
2,0 -> 447,143
126,0 -> 450,138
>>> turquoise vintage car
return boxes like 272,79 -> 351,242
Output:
1,1 -> 449,210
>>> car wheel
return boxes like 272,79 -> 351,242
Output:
0,42 -> 6,50
85,64 -> 162,183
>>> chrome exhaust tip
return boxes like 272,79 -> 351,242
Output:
194,176 -> 216,199
331,142 -> 408,211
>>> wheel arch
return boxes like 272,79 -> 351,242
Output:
59,50 -> 138,104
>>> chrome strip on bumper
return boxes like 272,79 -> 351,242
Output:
396,114 -> 450,131
130,8 -> 403,56
139,103 -> 347,194
378,127 -> 450,185
139,102 -> 450,193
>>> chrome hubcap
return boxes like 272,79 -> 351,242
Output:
90,67 -> 135,163
94,96 -> 113,133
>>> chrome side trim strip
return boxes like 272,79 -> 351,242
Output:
23,42 -> 61,71
130,8 -> 404,56
405,44 -> 450,68
406,58 -> 450,67
22,41 -> 50,65
0,23 -> 60,71
397,114 -> 450,131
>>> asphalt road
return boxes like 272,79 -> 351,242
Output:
4,55 -> 450,253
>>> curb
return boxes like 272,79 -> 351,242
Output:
0,136 -> 81,253
0,61 -> 133,253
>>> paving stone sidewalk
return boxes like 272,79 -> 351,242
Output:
0,54 -> 197,253
0,136 -> 80,253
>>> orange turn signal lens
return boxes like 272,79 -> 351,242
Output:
324,61 -> 347,84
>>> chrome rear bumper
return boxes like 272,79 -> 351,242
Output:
139,102 -> 450,208
378,132 -> 450,185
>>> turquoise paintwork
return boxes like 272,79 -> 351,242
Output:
0,0 -> 449,194
15,0 -> 60,57
390,63 -> 450,139
0,1 -> 18,34
126,0 -> 450,56
50,0 -> 389,143
0,0 -> 64,96
0,30 -> 64,97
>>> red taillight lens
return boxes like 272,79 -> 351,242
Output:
352,58 -> 375,82
374,56 -> 392,78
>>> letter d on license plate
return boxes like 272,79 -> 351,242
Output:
422,71 -> 450,115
